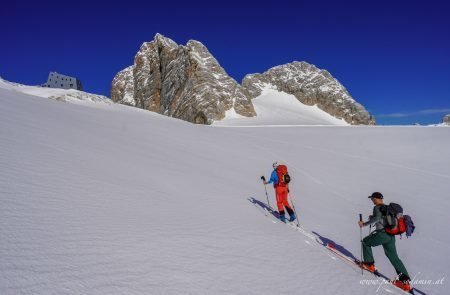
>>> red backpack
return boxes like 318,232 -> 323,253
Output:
276,165 -> 291,187
382,203 -> 414,237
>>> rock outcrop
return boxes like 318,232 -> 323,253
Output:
443,114 -> 450,125
242,61 -> 375,125
111,34 -> 256,124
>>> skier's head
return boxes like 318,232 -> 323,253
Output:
368,192 -> 384,205
272,162 -> 279,169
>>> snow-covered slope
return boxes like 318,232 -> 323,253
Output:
214,86 -> 349,126
0,77 -> 111,105
1,84 -> 449,294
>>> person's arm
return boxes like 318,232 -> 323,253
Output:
265,170 -> 278,185
363,206 -> 382,227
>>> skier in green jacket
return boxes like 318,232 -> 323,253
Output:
358,192 -> 412,293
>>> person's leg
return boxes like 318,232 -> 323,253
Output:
382,234 -> 410,280
280,187 -> 296,221
285,205 -> 295,217
275,187 -> 285,216
279,187 -> 294,215
362,231 -> 390,264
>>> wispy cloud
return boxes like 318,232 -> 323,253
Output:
377,108 -> 450,118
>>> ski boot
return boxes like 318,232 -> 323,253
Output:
360,262 -> 376,273
393,274 -> 412,293
393,280 -> 412,293
289,213 -> 296,222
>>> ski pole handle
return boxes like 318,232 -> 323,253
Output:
260,176 -> 266,181
359,214 -> 362,222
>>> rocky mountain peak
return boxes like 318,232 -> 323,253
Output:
154,33 -> 178,48
111,34 -> 256,124
242,61 -> 375,125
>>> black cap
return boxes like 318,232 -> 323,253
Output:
368,192 -> 384,199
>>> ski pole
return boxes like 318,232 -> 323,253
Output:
260,176 -> 271,210
360,213 -> 363,275
288,190 -> 300,227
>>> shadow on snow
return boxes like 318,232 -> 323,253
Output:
248,196 -> 357,261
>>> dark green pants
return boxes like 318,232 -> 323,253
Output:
362,230 -> 410,279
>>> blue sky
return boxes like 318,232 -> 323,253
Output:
2,0 -> 449,125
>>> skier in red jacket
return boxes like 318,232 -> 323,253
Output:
264,162 -> 296,222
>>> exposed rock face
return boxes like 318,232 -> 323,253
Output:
242,61 -> 375,125
112,35 -> 375,125
443,114 -> 450,125
110,66 -> 135,106
111,34 -> 256,124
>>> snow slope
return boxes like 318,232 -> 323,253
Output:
214,87 -> 349,126
1,84 -> 450,294
0,77 -> 111,105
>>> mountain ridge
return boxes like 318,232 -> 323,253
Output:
111,34 -> 374,125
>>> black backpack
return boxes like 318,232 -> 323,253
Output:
381,203 -> 402,229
